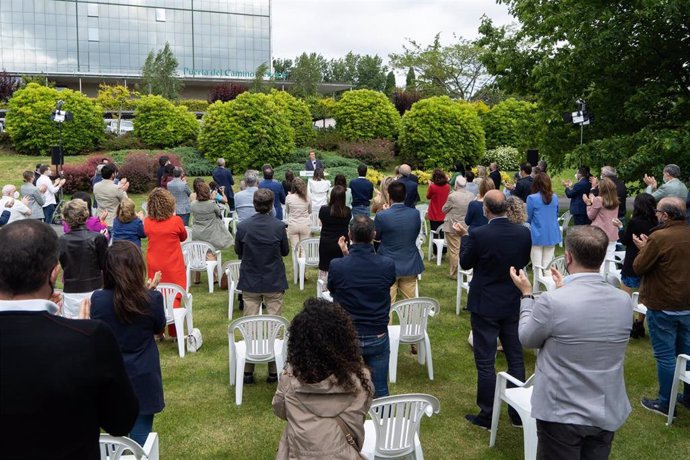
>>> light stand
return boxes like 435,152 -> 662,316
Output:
50,100 -> 73,176
562,99 -> 594,167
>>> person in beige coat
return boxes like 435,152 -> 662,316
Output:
273,298 -> 373,460
442,175 -> 475,279
285,178 -> 311,256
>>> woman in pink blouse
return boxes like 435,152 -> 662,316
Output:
585,177 -> 620,272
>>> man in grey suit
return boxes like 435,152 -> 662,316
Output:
509,225 -> 633,459
166,167 -> 191,226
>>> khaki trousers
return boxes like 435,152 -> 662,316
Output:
242,291 -> 284,374
390,276 -> 418,304
446,232 -> 461,279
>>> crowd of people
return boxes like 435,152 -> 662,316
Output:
1,152 -> 689,459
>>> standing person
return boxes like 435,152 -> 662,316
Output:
318,186 -> 352,283
273,298 -> 373,459
235,189 -> 290,384
443,176 -> 474,279
167,167 -> 192,226
449,160 -> 465,189
375,182 -> 424,304
20,170 -> 46,221
160,163 -> 175,189
234,170 -> 260,223
396,164 -> 420,208
509,226 -> 633,459
457,190 -> 531,430
191,181 -> 233,250
426,168 -> 450,234
308,168 -> 331,211
591,166 -> 627,222
91,241 -> 166,446
94,163 -> 129,228
304,149 -> 324,171
633,197 -> 690,417
465,171 -> 479,196
527,173 -> 562,279
0,220 -> 139,459
506,163 -> 534,202
489,162 -> 502,190
564,166 -> 592,225
329,215 -> 397,397
259,164 -> 286,220
112,198 -> 147,248
334,174 -> 352,208
281,170 -> 295,197
36,164 -> 66,225
371,176 -> 394,214
58,199 -> 108,319
212,157 -> 235,210
350,164 -> 374,217
156,156 -> 170,188
465,178 -> 495,231
584,177 -> 619,271
643,164 -> 689,202
285,178 -> 311,254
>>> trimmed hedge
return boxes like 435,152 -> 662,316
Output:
482,98 -> 538,151
268,90 -> 315,147
334,89 -> 401,141
133,95 -> 199,148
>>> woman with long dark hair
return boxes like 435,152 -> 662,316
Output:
334,174 -> 352,208
90,241 -> 166,445
527,173 -> 561,277
282,170 -> 295,197
273,298 -> 372,459
318,185 -> 351,283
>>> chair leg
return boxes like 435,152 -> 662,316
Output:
523,417 -> 538,460
388,335 -> 400,384
456,275 -> 461,315
228,285 -> 235,320
216,253 -> 222,287
414,433 -> 424,460
667,357 -> 683,426
435,241 -> 443,266
235,354 -> 246,405
299,260 -> 306,291
175,316 -> 186,358
424,335 -> 433,380
206,263 -> 215,293
186,268 -> 191,294
292,249 -> 298,285
229,341 -> 235,386
489,374 -> 505,447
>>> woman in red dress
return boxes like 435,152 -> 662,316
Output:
144,188 -> 187,336
426,168 -> 451,233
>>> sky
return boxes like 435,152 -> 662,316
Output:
271,0 -> 516,62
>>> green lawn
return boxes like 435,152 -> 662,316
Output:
1,152 -> 688,458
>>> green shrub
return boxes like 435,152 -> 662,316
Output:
482,98 -> 538,151
337,138 -> 395,169
305,96 -> 336,120
268,90 -> 314,147
312,127 -> 342,151
483,146 -> 523,171
334,89 -> 401,141
100,132 -> 145,151
5,83 -> 104,155
399,96 -> 485,170
198,92 -> 295,172
178,99 -> 209,112
133,95 -> 199,148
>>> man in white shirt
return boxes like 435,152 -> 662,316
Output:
35,165 -> 65,225
0,185 -> 31,223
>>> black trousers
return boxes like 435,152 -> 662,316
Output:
470,313 -> 525,423
537,420 -> 615,460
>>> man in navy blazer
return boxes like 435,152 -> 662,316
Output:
458,190 -> 531,430
350,164 -> 374,217
258,164 -> 286,221
304,150 -> 324,171
212,158 -> 235,209
564,166 -> 593,225
396,164 -> 420,208
375,181 -> 424,302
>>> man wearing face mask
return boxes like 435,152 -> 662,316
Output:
0,185 -> 32,223
633,197 -> 690,418
563,166 -> 592,225
643,164 -> 688,202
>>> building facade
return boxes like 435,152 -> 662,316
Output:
0,0 -> 272,97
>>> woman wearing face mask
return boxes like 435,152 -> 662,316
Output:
563,166 -> 592,225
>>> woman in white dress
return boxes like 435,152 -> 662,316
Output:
308,168 -> 331,211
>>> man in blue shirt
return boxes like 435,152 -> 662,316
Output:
258,164 -> 286,221
212,158 -> 235,210
396,164 -> 420,208
350,164 -> 374,217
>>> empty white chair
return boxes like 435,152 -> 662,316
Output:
456,264 -> 473,315
631,292 -> 649,315
388,297 -> 439,383
184,226 -> 192,243
557,210 -> 571,247
533,256 -> 568,292
155,283 -> 193,358
427,228 -> 446,266
668,354 -> 690,426
361,393 -> 440,460
309,211 -> 321,234
99,433 -> 159,460
182,241 -> 222,293
489,372 -> 537,460
228,315 -> 289,405
224,260 -> 242,320
295,237 -> 320,291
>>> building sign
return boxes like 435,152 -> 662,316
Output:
182,67 -> 287,79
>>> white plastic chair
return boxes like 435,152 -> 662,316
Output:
224,260 -> 242,320
184,226 -> 192,243
603,250 -> 625,282
388,297 -> 439,383
99,433 -> 159,460
533,256 -> 568,292
456,264 -> 473,315
309,211 -> 321,234
631,292 -> 648,315
182,241 -> 222,293
668,354 -> 690,426
416,204 -> 429,238
228,315 -> 289,405
155,283 -> 193,358
295,237 -> 320,290
361,393 -> 440,460
427,228 -> 446,266
557,211 -> 572,247
489,372 -> 537,460
141,202 -> 148,217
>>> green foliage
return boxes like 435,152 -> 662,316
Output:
198,92 -> 295,172
268,90 -> 314,147
482,98 -> 538,151
354,55 -> 387,91
405,67 -> 416,91
483,146 -> 523,171
5,83 -> 104,155
399,96 -> 485,169
275,149 -> 362,181
384,71 -> 396,97
178,99 -> 209,112
19,74 -> 55,88
133,95 -> 198,148
333,89 -> 401,141
305,96 -> 336,120
250,63 -> 270,94
312,127 -> 342,151
290,52 -> 325,98
141,42 -> 183,100
272,58 -> 293,80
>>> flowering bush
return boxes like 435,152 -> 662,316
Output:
483,146 -> 523,171
412,170 -> 432,185
337,138 -> 395,169
366,168 -> 385,186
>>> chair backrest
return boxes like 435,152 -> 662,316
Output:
368,393 -> 440,458
99,435 -> 147,460
184,226 -> 192,242
224,260 -> 241,285
560,210 -> 572,228
141,202 -> 148,216
182,241 -> 216,270
156,283 -> 190,323
391,297 -> 439,342
297,237 -> 320,266
229,315 -> 289,362
547,256 -> 568,276
309,211 -> 321,231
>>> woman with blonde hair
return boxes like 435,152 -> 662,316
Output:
286,177 -> 311,254
371,176 -> 394,214
584,177 -> 620,271
506,196 -> 529,227
464,177 -> 495,230
112,197 -> 146,247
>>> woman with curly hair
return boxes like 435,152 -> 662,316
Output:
273,298 -> 373,460
426,168 -> 450,235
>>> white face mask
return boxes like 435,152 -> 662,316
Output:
13,191 -> 19,199
574,173 -> 580,180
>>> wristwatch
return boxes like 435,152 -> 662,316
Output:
521,294 -> 535,300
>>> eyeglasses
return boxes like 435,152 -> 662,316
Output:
655,209 -> 666,214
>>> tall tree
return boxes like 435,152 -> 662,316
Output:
272,58 -> 293,79
324,52 -> 359,84
384,71 -> 396,97
355,55 -> 387,91
141,42 -> 183,100
250,63 -> 270,94
290,52 -> 326,98
390,34 -> 492,100
405,67 -> 416,92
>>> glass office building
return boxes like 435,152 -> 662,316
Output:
0,0 -> 272,96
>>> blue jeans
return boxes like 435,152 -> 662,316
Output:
43,204 -> 56,225
359,332 -> 390,398
646,310 -> 690,407
178,213 -> 190,226
129,414 -> 154,446
351,205 -> 370,218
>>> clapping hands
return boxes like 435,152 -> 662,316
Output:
632,233 -> 648,249
337,236 -> 349,256
146,271 -> 163,290
452,221 -> 468,236
582,193 -> 594,206
643,174 -> 657,189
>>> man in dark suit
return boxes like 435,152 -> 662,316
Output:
489,162 -> 502,190
0,220 -> 138,459
235,188 -> 290,384
350,164 -> 374,217
396,164 -> 420,208
212,157 -> 235,210
564,166 -> 593,225
457,190 -> 531,430
304,149 -> 324,171
375,181 -> 424,303
258,164 -> 286,220
506,163 -> 534,202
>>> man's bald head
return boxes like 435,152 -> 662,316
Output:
657,197 -> 687,222
483,190 -> 507,218
399,164 -> 411,176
